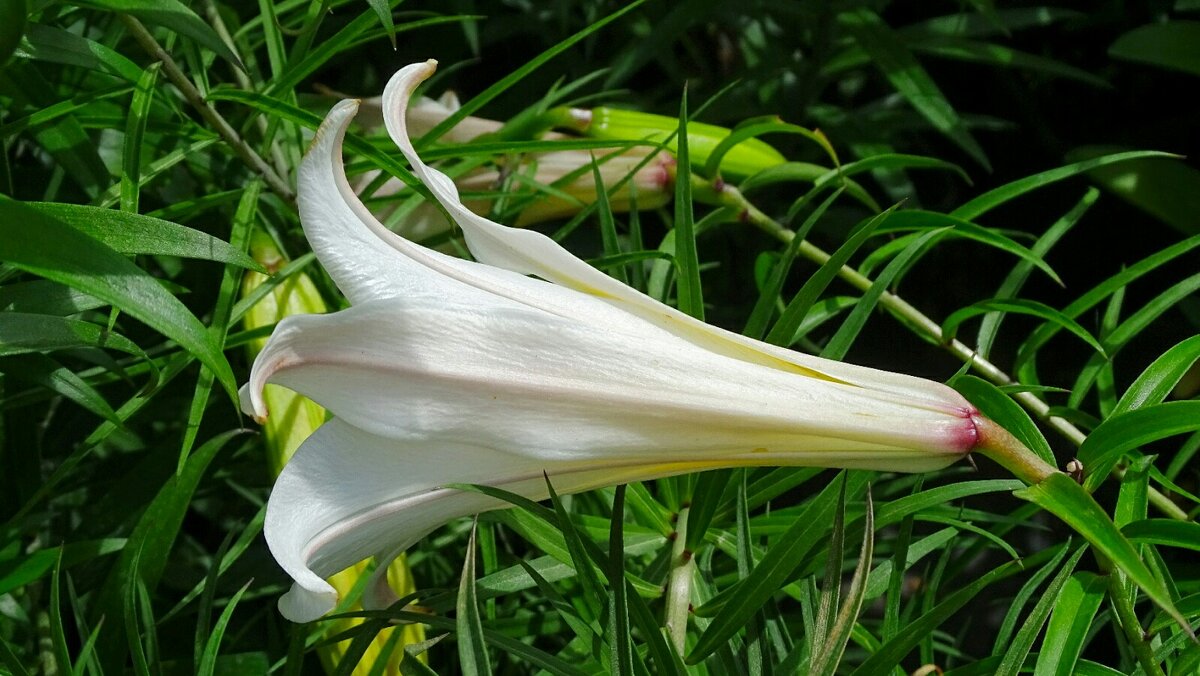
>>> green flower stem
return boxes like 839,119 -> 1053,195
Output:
664,506 -> 694,655
705,183 -> 1190,522
120,15 -> 295,202
1105,563 -> 1166,676
973,416 -> 1056,485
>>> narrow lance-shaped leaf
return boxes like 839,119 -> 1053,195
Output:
1014,474 -> 1191,635
840,7 -> 990,169
672,85 -> 703,320
457,520 -> 492,676
71,0 -> 245,70
0,197 -> 239,401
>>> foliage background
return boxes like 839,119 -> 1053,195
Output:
1,0 -> 1198,673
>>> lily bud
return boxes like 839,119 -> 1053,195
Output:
243,60 -> 984,624
354,95 -> 671,238
562,106 -> 787,179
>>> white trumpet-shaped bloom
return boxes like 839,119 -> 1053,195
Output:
244,60 -> 984,623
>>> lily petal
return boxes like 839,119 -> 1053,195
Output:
380,61 -> 963,406
293,96 -> 694,352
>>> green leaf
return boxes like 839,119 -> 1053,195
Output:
206,88 -> 424,194
590,154 -> 627,285
840,8 -> 989,169
851,557 -> 1024,676
0,0 -> 27,66
743,188 -> 844,340
734,470 -> 769,674
899,8 -> 1083,39
810,490 -> 874,676
1014,473 -> 1189,635
1068,146 -> 1200,236
0,312 -> 143,357
879,210 -> 1061,285
703,117 -> 835,178
0,538 -> 124,598
688,472 -> 867,663
543,475 -> 605,626
1122,519 -> 1200,552
1032,572 -> 1108,676
951,150 -> 1177,221
71,0 -> 244,70
13,23 -> 142,81
0,636 -> 31,676
120,62 -> 160,215
364,0 -> 396,48
607,485 -> 633,676
195,581 -> 251,676
821,227 -> 948,360
943,298 -> 1106,355
911,38 -> 1111,88
991,541 -> 1073,653
684,470 -> 730,551
1114,335 -> 1200,415
385,609 -> 588,676
1110,21 -> 1200,77
179,179 -> 260,466
672,86 -> 703,320
0,280 -> 105,316
0,354 -> 122,423
1068,270 -> 1200,409
1080,401 -> 1200,492
976,189 -> 1096,359
422,1 -> 645,146
92,429 -> 245,669
0,197 -> 239,400
46,554 -> 71,676
765,206 -> 894,346
263,14 -> 477,98
19,203 -> 263,267
1015,234 -> 1200,382
994,546 -> 1086,676
457,521 -> 493,676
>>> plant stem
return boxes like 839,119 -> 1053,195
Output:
973,416 -> 1056,485
664,506 -> 694,655
201,0 -> 293,180
1105,562 -> 1166,676
120,15 -> 296,202
714,185 -> 1191,521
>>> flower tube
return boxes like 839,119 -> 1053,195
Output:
244,60 -> 987,623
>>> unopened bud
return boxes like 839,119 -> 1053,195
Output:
571,107 -> 786,179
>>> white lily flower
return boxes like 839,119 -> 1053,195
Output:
244,60 -> 984,623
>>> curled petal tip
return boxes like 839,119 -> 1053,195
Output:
306,99 -> 360,154
237,383 -> 268,422
278,582 -> 338,624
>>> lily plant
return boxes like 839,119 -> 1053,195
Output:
243,61 -> 1185,637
